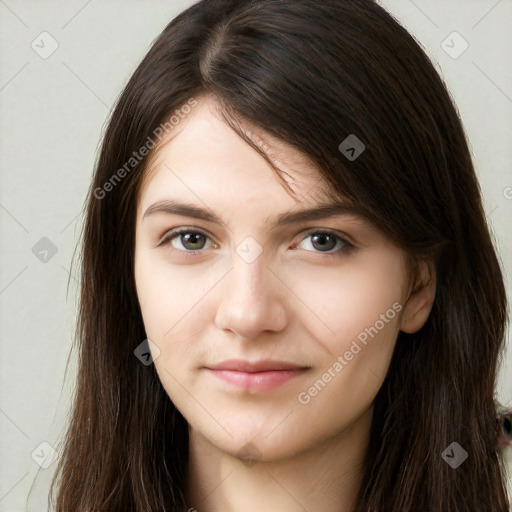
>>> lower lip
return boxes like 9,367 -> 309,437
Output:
206,368 -> 307,392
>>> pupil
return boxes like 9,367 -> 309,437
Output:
183,233 -> 205,250
312,234 -> 335,251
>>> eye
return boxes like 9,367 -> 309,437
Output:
159,227 -> 355,257
296,230 -> 354,256
160,228 -> 215,254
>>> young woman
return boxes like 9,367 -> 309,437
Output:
49,0 -> 511,510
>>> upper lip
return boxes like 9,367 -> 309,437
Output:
204,359 -> 309,372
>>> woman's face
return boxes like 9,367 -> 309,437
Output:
134,96 -> 432,462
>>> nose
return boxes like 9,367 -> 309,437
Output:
214,250 -> 289,340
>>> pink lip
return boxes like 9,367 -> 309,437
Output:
204,359 -> 310,392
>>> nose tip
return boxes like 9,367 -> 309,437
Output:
213,253 -> 288,340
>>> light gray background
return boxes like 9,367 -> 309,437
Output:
1,1 -> 511,510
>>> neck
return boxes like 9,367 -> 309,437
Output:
184,406 -> 372,512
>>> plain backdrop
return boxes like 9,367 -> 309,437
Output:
0,1 -> 511,510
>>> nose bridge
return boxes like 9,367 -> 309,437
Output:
214,243 -> 288,339
229,234 -> 275,298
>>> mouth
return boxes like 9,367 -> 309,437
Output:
202,359 -> 311,392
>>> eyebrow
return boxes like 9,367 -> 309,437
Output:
142,199 -> 373,229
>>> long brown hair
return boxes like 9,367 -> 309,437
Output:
48,0 -> 511,510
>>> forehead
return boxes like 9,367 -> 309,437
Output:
137,96 -> 331,208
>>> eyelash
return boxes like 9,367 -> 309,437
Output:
159,227 -> 355,258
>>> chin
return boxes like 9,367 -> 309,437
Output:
192,416 -> 313,463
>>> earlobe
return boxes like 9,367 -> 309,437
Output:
400,261 -> 437,334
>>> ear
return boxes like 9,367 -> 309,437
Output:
400,260 -> 437,334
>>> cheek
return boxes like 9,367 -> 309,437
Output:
134,246 -> 211,338
295,302 -> 401,429
134,247 -> 215,396
290,252 -> 405,422
284,249 -> 406,347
